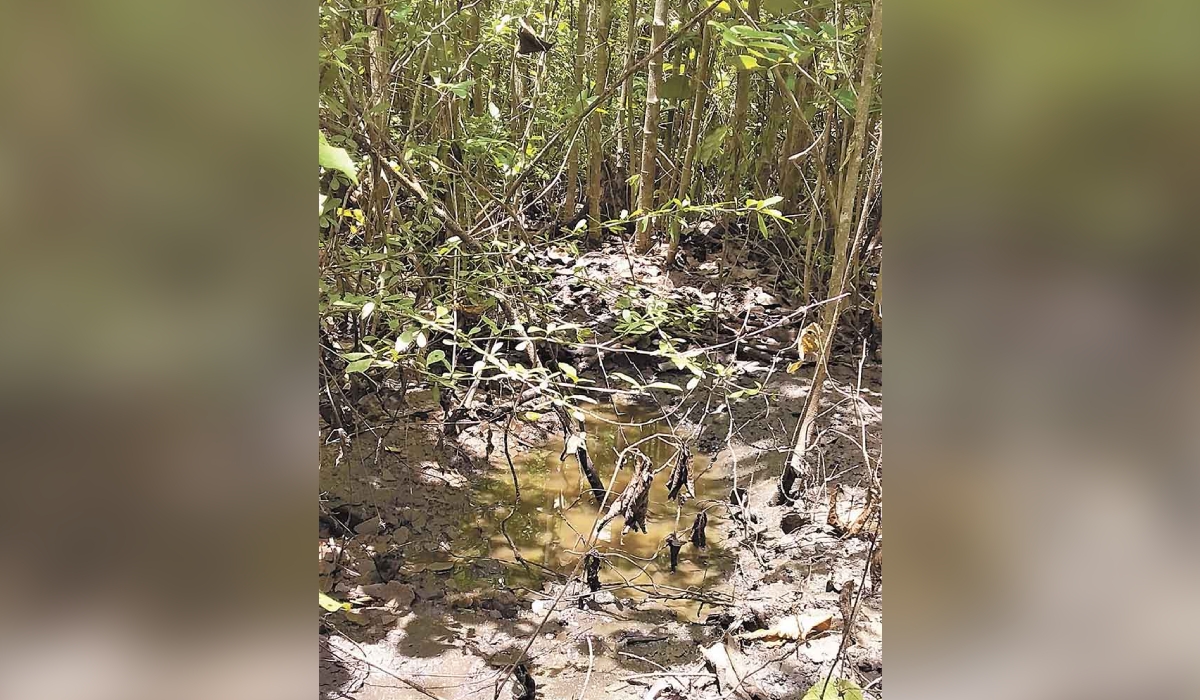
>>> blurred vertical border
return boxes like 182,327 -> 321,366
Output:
889,0 -> 1200,697
0,1 -> 312,698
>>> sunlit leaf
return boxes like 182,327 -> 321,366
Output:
801,678 -> 866,700
319,131 -> 358,183
396,329 -> 416,352
612,372 -> 640,388
733,54 -> 759,70
319,592 -> 351,612
798,322 -> 822,358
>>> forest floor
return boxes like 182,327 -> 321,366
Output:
319,236 -> 883,700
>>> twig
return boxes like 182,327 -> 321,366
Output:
577,635 -> 595,700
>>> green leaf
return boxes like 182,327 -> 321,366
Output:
524,411 -> 542,421
834,87 -> 857,114
660,74 -> 691,101
425,349 -> 447,368
611,372 -> 641,388
646,381 -> 682,392
801,678 -> 865,700
699,126 -> 730,163
733,54 -> 759,70
319,131 -> 358,183
319,592 -> 351,612
345,358 -> 373,374
558,362 -> 579,382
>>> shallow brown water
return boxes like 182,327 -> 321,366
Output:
449,403 -> 733,607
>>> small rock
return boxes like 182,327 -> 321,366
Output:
592,590 -> 616,605
487,590 -> 520,618
532,599 -> 555,614
360,581 -> 416,608
354,516 -> 383,537
392,526 -> 411,546
780,510 -> 809,534
415,575 -> 444,601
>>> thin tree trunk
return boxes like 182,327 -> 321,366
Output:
723,0 -> 759,225
468,5 -> 485,115
587,0 -> 615,242
756,88 -> 783,192
781,0 -> 882,502
634,0 -> 667,253
564,0 -> 592,219
623,0 -> 639,210
666,19 -> 712,263
364,5 -> 390,246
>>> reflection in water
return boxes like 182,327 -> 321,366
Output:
447,405 -> 732,607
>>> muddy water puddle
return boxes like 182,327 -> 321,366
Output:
436,404 -> 734,612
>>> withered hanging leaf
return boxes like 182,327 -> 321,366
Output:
838,579 -> 858,637
584,549 -> 602,592
798,322 -> 822,360
517,18 -> 554,54
595,449 -> 654,535
827,485 -> 876,536
665,533 -> 683,572
690,511 -> 708,548
869,540 -> 882,591
666,445 -> 693,503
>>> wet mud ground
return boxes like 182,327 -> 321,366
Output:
320,360 -> 882,699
